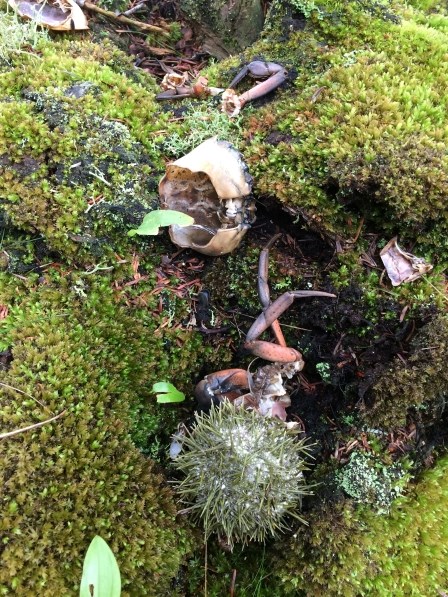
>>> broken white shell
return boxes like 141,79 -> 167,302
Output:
221,89 -> 243,118
159,137 -> 255,256
380,237 -> 433,286
160,72 -> 189,91
8,0 -> 89,30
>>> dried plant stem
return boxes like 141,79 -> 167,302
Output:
204,535 -> 208,597
0,410 -> 67,440
76,0 -> 170,35
0,381 -> 51,412
423,277 -> 448,304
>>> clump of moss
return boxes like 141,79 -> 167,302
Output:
363,313 -> 448,428
186,541 -> 288,597
274,454 -> 448,595
173,402 -> 312,547
0,33 -> 186,264
206,0 -> 448,260
0,266 -> 212,595
272,500 -> 367,596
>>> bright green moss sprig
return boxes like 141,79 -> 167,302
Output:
173,402 -> 313,547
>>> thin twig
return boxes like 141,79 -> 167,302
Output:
204,535 -> 208,597
0,410 -> 67,440
76,0 -> 170,35
229,569 -> 237,597
83,263 -> 114,275
0,382 -> 52,413
423,277 -> 448,303
121,2 -> 146,17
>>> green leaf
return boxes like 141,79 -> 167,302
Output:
128,210 -> 194,236
79,536 -> 121,597
152,381 -> 186,403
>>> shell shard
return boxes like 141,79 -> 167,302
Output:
8,0 -> 89,30
159,137 -> 255,256
380,237 -> 433,286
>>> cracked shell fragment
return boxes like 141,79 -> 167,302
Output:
380,237 -> 433,286
159,137 -> 255,256
221,89 -> 243,118
8,0 -> 89,30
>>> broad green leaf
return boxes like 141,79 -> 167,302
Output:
79,536 -> 121,597
128,210 -> 194,237
152,381 -> 186,403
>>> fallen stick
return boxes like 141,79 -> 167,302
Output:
0,410 -> 67,440
75,0 -> 171,35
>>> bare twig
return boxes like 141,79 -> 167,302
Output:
121,2 -> 146,17
204,536 -> 208,597
0,410 -> 67,440
229,569 -> 237,597
75,0 -> 170,35
0,382 -> 51,413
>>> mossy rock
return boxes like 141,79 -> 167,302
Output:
273,453 -> 448,595
200,0 -> 448,262
0,35 -> 180,264
0,265 -> 214,594
363,313 -> 448,428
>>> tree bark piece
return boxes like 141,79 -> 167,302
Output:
179,0 -> 264,58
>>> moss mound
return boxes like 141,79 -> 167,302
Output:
0,267 -> 208,595
0,36 -> 178,263
208,0 -> 448,260
364,313 -> 448,428
274,453 -> 448,595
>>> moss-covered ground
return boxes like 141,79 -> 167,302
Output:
1,0 -> 448,594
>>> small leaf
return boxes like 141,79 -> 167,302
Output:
80,536 -> 121,597
128,210 -> 194,237
152,381 -> 185,403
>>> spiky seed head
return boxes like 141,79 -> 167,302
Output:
173,402 -> 313,547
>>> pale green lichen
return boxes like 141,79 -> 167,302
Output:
337,450 -> 409,513
160,104 -> 243,158
0,8 -> 48,65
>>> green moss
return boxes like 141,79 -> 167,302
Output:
275,454 -> 448,595
0,34 -> 184,263
363,313 -> 448,428
0,261 -> 213,594
186,541 -> 291,597
203,0 -> 448,260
